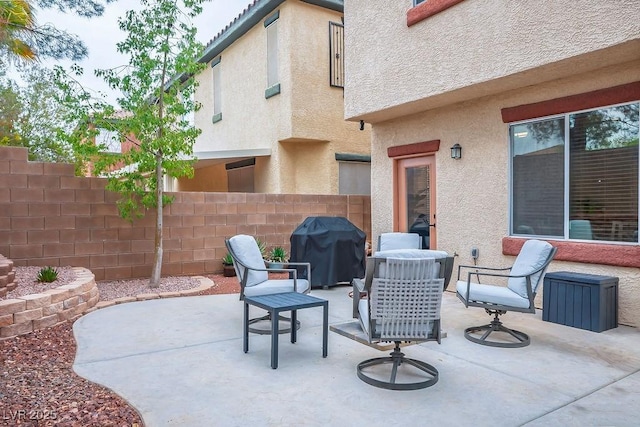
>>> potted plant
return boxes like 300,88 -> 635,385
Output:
222,252 -> 236,277
268,246 -> 288,269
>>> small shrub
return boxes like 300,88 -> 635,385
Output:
36,266 -> 59,283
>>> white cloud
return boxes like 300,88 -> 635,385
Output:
38,0 -> 250,104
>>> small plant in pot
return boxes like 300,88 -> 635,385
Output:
222,253 -> 236,277
268,246 -> 288,269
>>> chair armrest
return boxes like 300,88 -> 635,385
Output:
266,261 -> 311,294
457,265 -> 514,307
285,261 -> 311,291
263,266 -> 303,292
457,264 -> 511,281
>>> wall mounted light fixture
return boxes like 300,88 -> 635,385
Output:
359,120 -> 365,131
451,143 -> 462,159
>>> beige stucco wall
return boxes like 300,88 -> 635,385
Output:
344,0 -> 640,122
193,0 -> 370,195
370,60 -> 640,327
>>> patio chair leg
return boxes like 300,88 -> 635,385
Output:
464,310 -> 530,348
357,342 -> 439,390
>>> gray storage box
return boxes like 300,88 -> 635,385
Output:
543,271 -> 618,332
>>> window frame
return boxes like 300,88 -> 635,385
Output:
336,153 -> 371,195
329,21 -> 344,88
264,10 -> 280,97
509,101 -> 639,245
211,56 -> 222,123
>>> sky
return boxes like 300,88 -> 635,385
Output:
38,0 -> 251,104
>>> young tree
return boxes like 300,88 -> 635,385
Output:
0,0 -> 115,63
56,0 -> 205,287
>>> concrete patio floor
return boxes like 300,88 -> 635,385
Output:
73,287 -> 640,427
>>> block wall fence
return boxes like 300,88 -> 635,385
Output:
0,146 -> 372,281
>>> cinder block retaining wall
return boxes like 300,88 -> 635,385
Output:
0,146 -> 372,281
0,267 -> 98,339
0,254 -> 16,298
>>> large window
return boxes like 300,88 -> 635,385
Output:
511,102 -> 639,243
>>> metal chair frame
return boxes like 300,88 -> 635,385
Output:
353,257 -> 444,390
225,237 -> 311,335
456,246 -> 557,348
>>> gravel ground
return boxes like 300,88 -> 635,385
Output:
4,267 -> 204,302
1,269 -> 241,426
3,267 -> 77,300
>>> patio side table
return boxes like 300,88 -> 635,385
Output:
243,292 -> 328,369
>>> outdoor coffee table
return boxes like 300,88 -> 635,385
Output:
243,292 -> 328,369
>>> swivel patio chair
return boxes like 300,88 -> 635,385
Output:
352,256 -> 445,390
225,235 -> 311,335
456,239 -> 556,348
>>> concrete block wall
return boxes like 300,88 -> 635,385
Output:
0,146 -> 372,281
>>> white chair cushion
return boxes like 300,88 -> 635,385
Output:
456,280 -> 531,309
228,235 -> 268,287
373,249 -> 448,279
373,249 -> 449,259
378,233 -> 421,251
243,279 -> 310,297
507,240 -> 554,298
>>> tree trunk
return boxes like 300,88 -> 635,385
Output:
150,152 -> 163,287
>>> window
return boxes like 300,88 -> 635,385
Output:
265,11 -> 279,96
211,56 -> 222,123
95,128 -> 121,154
511,102 -> 639,243
226,159 -> 255,193
336,154 -> 371,195
413,0 -> 427,5
329,22 -> 344,88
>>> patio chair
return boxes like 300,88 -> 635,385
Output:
352,248 -> 454,318
377,232 -> 422,251
456,239 -> 557,348
352,256 -> 444,390
225,235 -> 311,335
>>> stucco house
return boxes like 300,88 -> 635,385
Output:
344,1 -> 640,326
175,0 -> 370,195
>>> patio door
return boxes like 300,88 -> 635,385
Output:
395,156 -> 437,249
